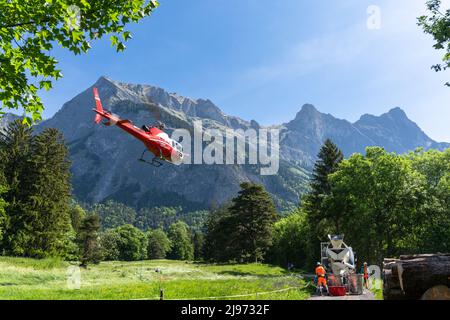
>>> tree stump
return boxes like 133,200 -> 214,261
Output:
383,254 -> 450,300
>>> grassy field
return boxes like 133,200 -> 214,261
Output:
0,257 -> 312,300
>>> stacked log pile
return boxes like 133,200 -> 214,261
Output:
383,254 -> 450,300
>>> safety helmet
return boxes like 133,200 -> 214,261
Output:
317,262 -> 321,266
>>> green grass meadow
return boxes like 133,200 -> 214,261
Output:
0,257 -> 312,300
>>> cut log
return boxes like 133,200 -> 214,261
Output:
421,285 -> 450,300
383,254 -> 450,300
399,253 -> 450,261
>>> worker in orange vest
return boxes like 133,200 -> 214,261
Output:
362,262 -> 369,289
315,262 -> 329,295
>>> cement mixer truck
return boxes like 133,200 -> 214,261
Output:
320,235 -> 363,295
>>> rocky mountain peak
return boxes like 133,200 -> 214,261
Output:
95,75 -> 115,86
90,77 -> 235,126
294,104 -> 319,119
358,107 -> 408,124
353,107 -> 448,153
286,104 -> 323,130
387,107 -> 408,118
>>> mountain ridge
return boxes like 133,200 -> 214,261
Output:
1,76 -> 448,210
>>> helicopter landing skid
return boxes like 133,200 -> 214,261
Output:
138,149 -> 163,167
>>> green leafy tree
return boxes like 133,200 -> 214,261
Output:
0,0 -> 159,122
269,209 -> 311,269
114,224 -> 147,261
99,229 -> 121,261
407,148 -> 450,253
78,214 -> 102,266
227,182 -> 279,263
297,146 -> 450,267
418,0 -> 450,86
167,221 -> 194,260
146,228 -> 171,259
327,148 -> 427,265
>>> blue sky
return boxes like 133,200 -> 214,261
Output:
40,0 -> 450,141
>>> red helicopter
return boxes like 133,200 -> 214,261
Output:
92,87 -> 185,167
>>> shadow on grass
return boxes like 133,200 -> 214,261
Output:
216,270 -> 264,277
215,269 -> 296,277
0,283 -> 16,286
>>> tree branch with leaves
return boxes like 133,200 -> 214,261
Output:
0,0 -> 159,124
418,0 -> 450,87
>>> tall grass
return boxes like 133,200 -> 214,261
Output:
0,257 -> 310,300
0,256 -> 67,269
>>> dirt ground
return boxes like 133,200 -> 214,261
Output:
308,289 -> 376,300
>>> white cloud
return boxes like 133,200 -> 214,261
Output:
239,24 -> 368,87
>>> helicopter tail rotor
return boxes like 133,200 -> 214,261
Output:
92,87 -> 121,126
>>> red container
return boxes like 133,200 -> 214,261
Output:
329,286 -> 347,296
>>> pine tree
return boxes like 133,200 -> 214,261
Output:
228,182 -> 278,263
203,203 -> 234,262
69,203 -> 87,234
79,214 -> 102,267
0,120 -> 33,255
0,174 -> 7,243
24,128 -> 73,257
304,139 -> 344,238
311,139 -> 344,196
0,123 -> 73,257
192,232 -> 204,261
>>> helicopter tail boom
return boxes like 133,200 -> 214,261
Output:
93,87 -> 104,124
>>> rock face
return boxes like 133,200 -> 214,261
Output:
280,104 -> 375,167
279,105 -> 449,168
0,113 -> 20,132
3,76 -> 447,210
354,107 -> 449,153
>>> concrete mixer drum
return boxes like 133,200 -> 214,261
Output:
321,235 -> 356,279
